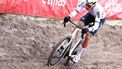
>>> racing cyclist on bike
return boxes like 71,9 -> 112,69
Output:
63,0 -> 106,63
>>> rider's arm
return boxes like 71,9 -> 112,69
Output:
69,2 -> 85,18
88,12 -> 101,32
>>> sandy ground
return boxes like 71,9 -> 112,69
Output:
0,14 -> 122,69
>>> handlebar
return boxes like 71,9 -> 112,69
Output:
69,20 -> 81,29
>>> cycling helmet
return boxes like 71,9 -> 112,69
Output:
86,0 -> 98,5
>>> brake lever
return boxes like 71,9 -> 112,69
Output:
62,22 -> 67,27
64,22 -> 66,27
62,21 -> 66,27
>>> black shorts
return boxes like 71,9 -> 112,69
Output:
80,13 -> 105,36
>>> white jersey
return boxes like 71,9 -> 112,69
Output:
69,0 -> 106,32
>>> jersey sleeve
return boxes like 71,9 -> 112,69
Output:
95,11 -> 101,23
69,1 -> 86,18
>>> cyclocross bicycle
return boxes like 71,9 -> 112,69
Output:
47,20 -> 85,66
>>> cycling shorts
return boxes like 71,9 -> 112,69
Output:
80,13 -> 105,36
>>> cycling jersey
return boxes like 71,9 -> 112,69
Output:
69,0 -> 106,32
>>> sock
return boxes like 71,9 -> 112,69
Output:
77,47 -> 85,57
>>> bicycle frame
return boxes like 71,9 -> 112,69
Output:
65,21 -> 84,57
69,28 -> 83,57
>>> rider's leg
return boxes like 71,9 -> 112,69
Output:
77,32 -> 92,57
72,32 -> 92,63
72,21 -> 92,63
72,13 -> 95,62
75,21 -> 87,53
82,32 -> 92,48
71,21 -> 86,63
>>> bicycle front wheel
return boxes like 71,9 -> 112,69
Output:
47,36 -> 72,66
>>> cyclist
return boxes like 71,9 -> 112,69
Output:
63,0 -> 105,63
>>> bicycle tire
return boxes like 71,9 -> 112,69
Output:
47,36 -> 72,66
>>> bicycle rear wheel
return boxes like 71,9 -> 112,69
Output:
47,36 -> 72,66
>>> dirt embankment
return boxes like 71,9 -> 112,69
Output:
0,14 -> 122,69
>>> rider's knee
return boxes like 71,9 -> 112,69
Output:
77,21 -> 84,28
85,33 -> 91,40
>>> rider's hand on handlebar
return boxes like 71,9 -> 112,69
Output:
64,16 -> 71,23
63,16 -> 71,27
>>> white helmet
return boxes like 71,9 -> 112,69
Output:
86,0 -> 98,5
